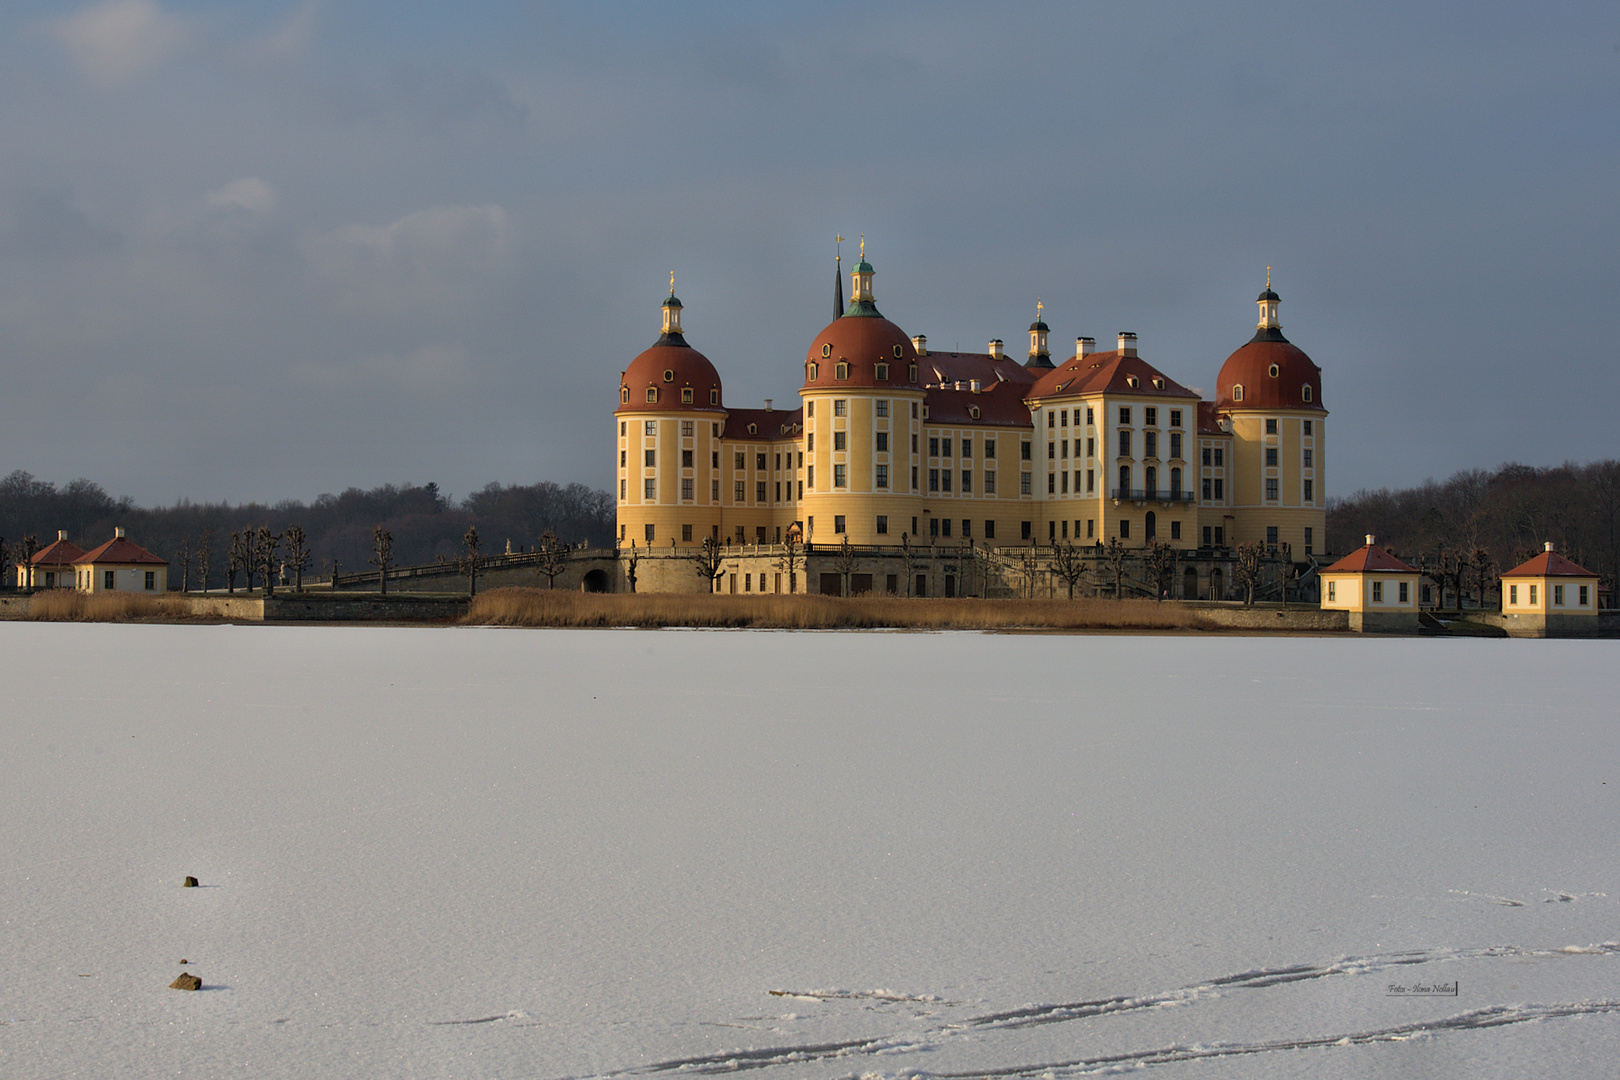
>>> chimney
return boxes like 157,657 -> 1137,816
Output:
970,379 -> 981,393
1366,534 -> 1376,547
763,398 -> 773,411
115,527 -> 126,539
954,380 -> 965,391
1545,541 -> 1555,552
911,334 -> 927,356
1118,332 -> 1138,356
987,339 -> 1004,359
1075,336 -> 1094,359
58,530 -> 68,541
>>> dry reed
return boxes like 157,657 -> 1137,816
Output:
26,590 -> 195,623
463,587 -> 1211,632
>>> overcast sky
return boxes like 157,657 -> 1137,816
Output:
1,0 -> 1615,507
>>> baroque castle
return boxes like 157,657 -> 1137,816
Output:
614,245 -> 1327,596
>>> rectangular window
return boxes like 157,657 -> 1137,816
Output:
876,464 -> 889,488
834,399 -> 847,416
645,523 -> 655,543
1047,472 -> 1056,494
1048,412 -> 1056,429
929,437 -> 939,457
1119,520 -> 1130,539
984,471 -> 996,493
1119,407 -> 1131,425
1304,527 -> 1313,553
681,420 -> 694,436
735,481 -> 746,501
1144,431 -> 1157,458
1086,469 -> 1094,493
1170,521 -> 1180,540
940,518 -> 952,537
1202,526 -> 1212,546
1087,519 -> 1095,539
681,449 -> 693,467
682,478 -> 694,499
1021,441 -> 1032,461
681,524 -> 693,542
834,515 -> 845,533
1060,409 -> 1068,426
144,571 -> 155,590
1020,471 -> 1032,495
1579,584 -> 1590,605
1266,418 -> 1278,435
1303,479 -> 1313,501
911,466 -> 918,489
1303,420 -> 1313,435
1265,447 -> 1278,467
735,452 -> 745,468
875,399 -> 889,417
1021,520 -> 1032,540
1048,441 -> 1055,459
876,515 -> 888,534
1266,479 -> 1279,500
1372,581 -> 1384,602
620,449 -> 626,467
1086,437 -> 1095,458
756,481 -> 767,501
1400,581 -> 1410,603
1510,584 -> 1518,604
984,439 -> 996,458
619,479 -> 627,499
911,433 -> 918,453
1266,526 -> 1279,548
961,470 -> 972,493
712,479 -> 720,500
1049,521 -> 1057,541
1214,526 -> 1224,546
1530,584 -> 1538,604
1202,447 -> 1211,466
942,470 -> 952,492
929,468 -> 940,491
644,478 -> 656,499
807,401 -> 815,416
645,449 -> 656,467
962,519 -> 971,538
757,453 -> 767,470
1328,581 -> 1336,602
942,439 -> 953,458
1169,432 -> 1181,459
834,464 -> 847,487
1303,449 -> 1313,468
1086,407 -> 1094,425
930,518 -> 940,537
876,431 -> 888,452
776,480 -> 782,501
1203,478 -> 1212,500
1170,409 -> 1182,428
1060,471 -> 1068,494
1118,430 -> 1131,457
834,431 -> 847,451
644,421 -> 656,435
984,519 -> 997,539
1213,478 -> 1224,499
1145,407 -> 1157,426
807,433 -> 815,452
1061,439 -> 1069,459
1213,448 -> 1223,466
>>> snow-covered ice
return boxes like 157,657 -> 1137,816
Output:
2,624 -> 1616,1078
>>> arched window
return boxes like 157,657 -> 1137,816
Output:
875,363 -> 889,380
1232,384 -> 1244,402
1170,467 -> 1182,496
620,387 -> 629,403
646,388 -> 658,403
1144,466 -> 1157,498
710,389 -> 720,405
908,363 -> 917,382
1118,464 -> 1131,496
681,388 -> 693,403
808,362 -> 819,380
836,362 -> 849,380
1302,384 -> 1313,402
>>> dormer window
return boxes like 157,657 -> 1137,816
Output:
747,424 -> 757,435
836,362 -> 849,380
821,343 -> 832,358
808,362 -> 819,380
1268,364 -> 1280,378
1126,376 -> 1140,388
908,363 -> 917,382
646,388 -> 658,403
620,387 -> 630,403
1301,384 -> 1312,403
1232,384 -> 1244,402
681,388 -> 693,403
892,345 -> 904,358
876,363 -> 889,380
968,405 -> 981,420
710,389 -> 720,405
663,369 -> 674,382
1152,377 -> 1165,390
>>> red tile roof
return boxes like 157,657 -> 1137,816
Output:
30,537 -> 86,567
924,382 -> 1035,428
1502,550 -> 1596,578
722,407 -> 803,441
918,350 -> 1041,390
1321,543 -> 1417,575
73,536 -> 168,566
1196,400 -> 1229,436
1027,349 -> 1202,402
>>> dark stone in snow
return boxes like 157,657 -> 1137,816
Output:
183,876 -> 199,887
170,973 -> 202,991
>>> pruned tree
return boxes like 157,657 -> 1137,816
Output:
177,535 -> 192,593
898,532 -> 917,597
460,526 -> 483,597
255,526 -> 280,597
226,530 -> 248,593
1143,539 -> 1177,601
1276,541 -> 1297,603
195,530 -> 212,592
1103,535 -> 1131,599
0,538 -> 12,590
534,529 -> 569,588
1233,541 -> 1265,605
1051,541 -> 1089,599
775,532 -> 803,594
1470,546 -> 1495,610
692,535 -> 726,592
370,526 -> 395,595
956,541 -> 981,597
833,534 -> 858,596
624,539 -> 640,593
20,534 -> 38,589
283,525 -> 312,592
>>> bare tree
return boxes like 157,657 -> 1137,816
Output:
370,527 -> 395,595
460,526 -> 483,597
1233,541 -> 1265,605
226,531 -> 248,593
1470,546 -> 1495,610
898,532 -> 916,597
1143,539 -> 1176,601
195,530 -> 212,592
692,535 -> 726,592
1050,541 -> 1089,599
623,539 -> 640,593
255,526 -> 281,597
534,529 -> 569,588
0,538 -> 11,590
833,534 -> 858,595
283,525 -> 312,592
775,532 -> 803,594
1103,536 -> 1131,598
20,535 -> 38,589
1276,541 -> 1297,603
176,535 -> 192,592
1019,540 -> 1040,598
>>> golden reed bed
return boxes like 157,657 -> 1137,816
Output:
463,587 -> 1210,631
24,590 -> 195,622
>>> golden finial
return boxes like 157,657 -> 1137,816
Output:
1036,298 -> 1043,322
836,234 -> 843,261
859,233 -> 865,259
1266,266 -> 1271,289
669,269 -> 675,296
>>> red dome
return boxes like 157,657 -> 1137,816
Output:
803,315 -> 922,392
1215,332 -> 1324,412
617,339 -> 723,414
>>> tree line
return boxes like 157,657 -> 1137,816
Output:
0,472 -> 615,583
1326,459 -> 1620,604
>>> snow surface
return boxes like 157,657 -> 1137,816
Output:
2,624 -> 1617,1079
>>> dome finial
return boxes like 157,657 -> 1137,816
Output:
859,232 -> 865,260
1036,298 -> 1043,322
669,269 -> 675,297
1266,265 -> 1271,290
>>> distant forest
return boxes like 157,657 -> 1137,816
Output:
0,472 -> 615,579
1326,460 -> 1620,596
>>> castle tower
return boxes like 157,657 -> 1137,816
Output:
615,279 -> 727,549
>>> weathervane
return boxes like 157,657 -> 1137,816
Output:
836,234 -> 843,259
669,269 -> 675,296
1036,298 -> 1043,322
859,233 -> 865,259
1266,266 -> 1271,289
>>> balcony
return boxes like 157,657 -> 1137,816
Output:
1111,488 -> 1196,505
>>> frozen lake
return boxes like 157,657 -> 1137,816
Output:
2,624 -> 1616,1078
